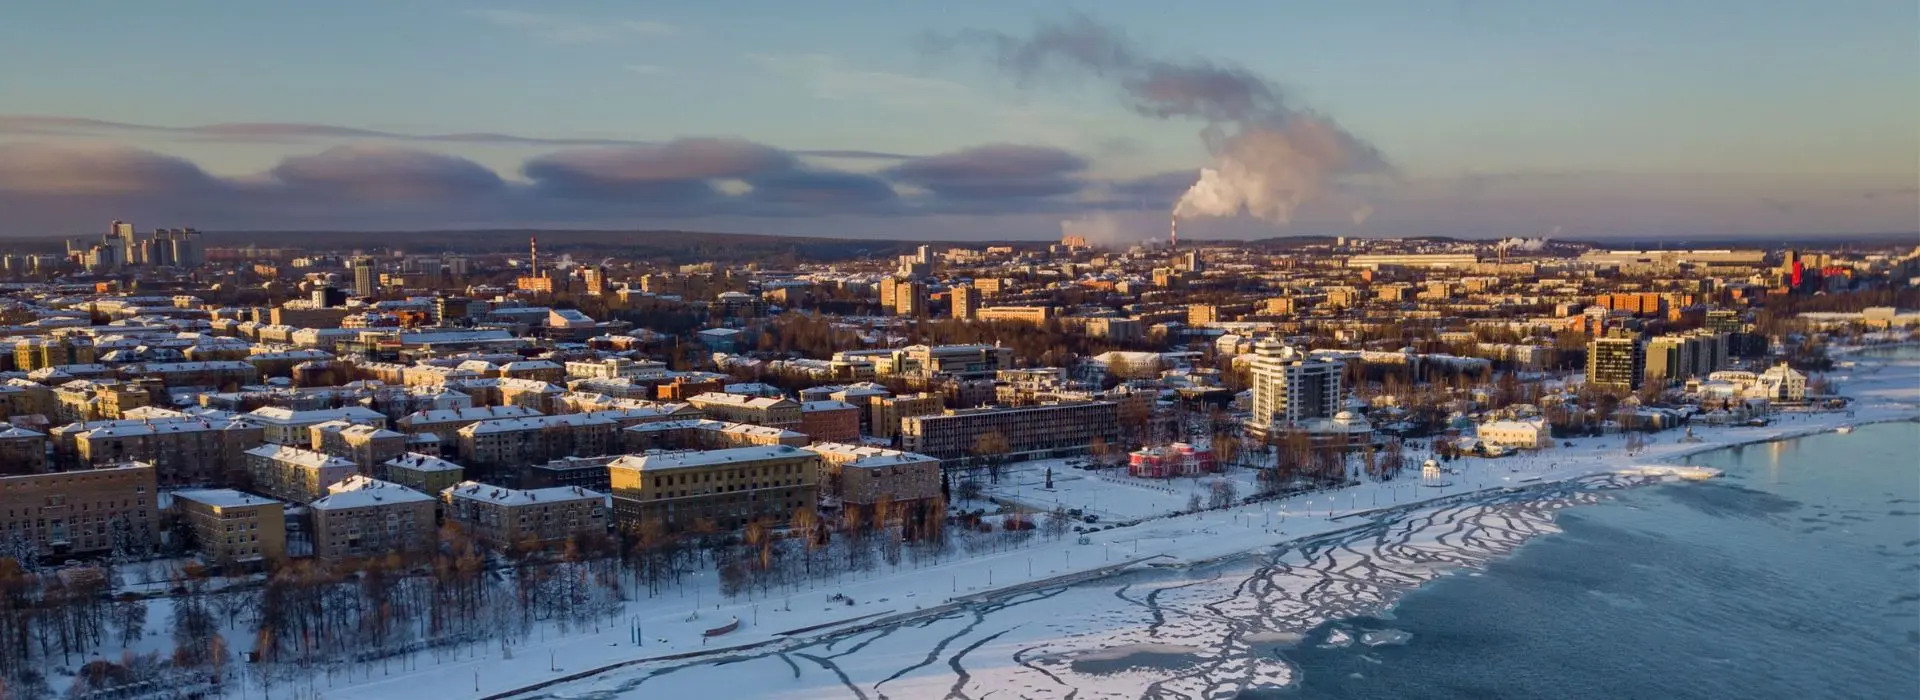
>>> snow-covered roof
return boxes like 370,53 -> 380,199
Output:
313,476 -> 434,509
807,442 -> 937,469
400,405 -> 542,424
244,444 -> 358,471
383,452 -> 463,472
612,445 -> 811,471
442,481 -> 603,506
174,488 -> 280,509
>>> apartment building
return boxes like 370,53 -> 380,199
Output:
172,488 -> 287,568
309,420 -> 407,475
1246,340 -> 1345,440
244,444 -> 357,504
68,418 -> 264,487
868,393 -> 945,441
309,476 -> 437,562
564,358 -> 668,381
0,426 -> 48,475
899,401 -> 1120,467
808,443 -> 940,508
798,400 -> 859,444
243,405 -> 389,445
380,452 -> 465,495
1587,336 -> 1646,391
606,445 -> 821,530
454,413 -> 620,482
440,481 -> 608,550
890,344 -> 1013,380
974,306 -> 1053,325
122,360 -> 258,391
53,380 -> 152,423
0,462 -> 156,558
951,283 -> 980,320
395,405 -> 543,445
524,455 -> 616,492
13,336 -> 96,371
0,380 -> 55,419
685,393 -> 800,430
623,419 -> 808,452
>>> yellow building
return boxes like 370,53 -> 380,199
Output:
172,488 -> 287,568
607,445 -> 820,530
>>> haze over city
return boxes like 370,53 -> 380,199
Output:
2,0 -> 1916,240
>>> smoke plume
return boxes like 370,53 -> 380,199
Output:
938,15 -> 1388,226
1058,212 -> 1131,248
1350,203 -> 1375,226
1496,235 -> 1551,252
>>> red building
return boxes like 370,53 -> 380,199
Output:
1127,442 -> 1216,478
799,400 -> 861,444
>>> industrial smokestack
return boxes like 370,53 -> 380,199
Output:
1170,215 -> 1178,250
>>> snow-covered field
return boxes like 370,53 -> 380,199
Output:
71,347 -> 1919,699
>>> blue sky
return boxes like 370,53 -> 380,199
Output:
1,0 -> 1914,240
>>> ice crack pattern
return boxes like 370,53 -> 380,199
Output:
524,475 -> 1639,700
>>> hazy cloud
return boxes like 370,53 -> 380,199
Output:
268,146 -> 507,201
469,9 -> 676,44
0,142 -> 221,196
0,115 -> 916,159
884,144 -> 1088,200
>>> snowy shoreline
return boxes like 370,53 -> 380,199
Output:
486,406 -> 1918,700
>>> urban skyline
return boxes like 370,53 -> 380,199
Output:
1,1 -> 1915,239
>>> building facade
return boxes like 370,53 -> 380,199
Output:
0,462 -> 156,559
606,446 -> 820,530
309,476 -> 437,562
244,444 -> 358,504
440,481 -> 607,550
172,489 -> 287,568
1246,340 -> 1345,439
899,401 -> 1120,467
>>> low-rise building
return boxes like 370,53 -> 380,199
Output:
685,392 -> 800,430
440,481 -> 608,550
798,400 -> 859,443
606,445 -> 820,530
310,476 -> 437,562
309,420 -> 406,475
807,443 -> 940,509
172,488 -> 286,568
623,419 -> 809,452
243,405 -> 389,445
0,462 -> 156,559
381,452 -> 466,495
900,401 -> 1120,468
244,444 -> 357,504
68,417 -> 264,487
0,426 -> 49,475
455,413 -> 621,482
1477,418 -> 1551,450
868,392 -> 944,441
395,405 -> 543,445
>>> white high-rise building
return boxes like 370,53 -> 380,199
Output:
1247,340 -> 1344,438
